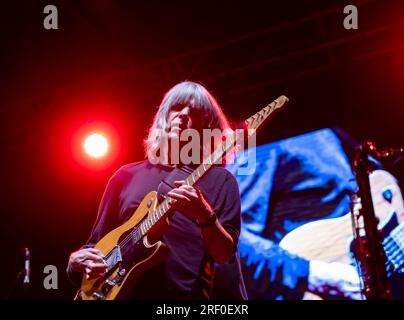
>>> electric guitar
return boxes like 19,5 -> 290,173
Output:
279,169 -> 404,299
76,95 -> 289,300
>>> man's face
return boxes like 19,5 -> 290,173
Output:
166,104 -> 204,140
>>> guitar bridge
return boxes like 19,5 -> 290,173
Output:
92,267 -> 127,300
92,245 -> 123,291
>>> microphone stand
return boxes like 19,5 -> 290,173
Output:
5,247 -> 32,299
22,247 -> 31,289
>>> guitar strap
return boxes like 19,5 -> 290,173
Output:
156,165 -> 194,203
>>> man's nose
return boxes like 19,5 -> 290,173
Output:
178,106 -> 191,119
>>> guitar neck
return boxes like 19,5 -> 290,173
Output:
138,95 -> 288,236
245,95 -> 288,132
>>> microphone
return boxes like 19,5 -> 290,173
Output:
23,247 -> 30,287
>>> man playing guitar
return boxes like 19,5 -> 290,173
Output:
67,81 -> 242,299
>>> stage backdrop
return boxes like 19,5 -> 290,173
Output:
215,127 -> 403,300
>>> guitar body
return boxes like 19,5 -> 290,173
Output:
79,191 -> 169,300
279,170 -> 404,299
280,213 -> 354,265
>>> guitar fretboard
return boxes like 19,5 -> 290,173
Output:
384,223 -> 404,275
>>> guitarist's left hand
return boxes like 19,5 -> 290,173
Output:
167,180 -> 214,224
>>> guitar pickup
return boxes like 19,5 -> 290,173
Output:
105,245 -> 123,271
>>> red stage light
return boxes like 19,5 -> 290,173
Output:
68,119 -> 121,171
84,133 -> 109,158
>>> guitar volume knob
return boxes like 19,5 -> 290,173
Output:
92,291 -> 105,300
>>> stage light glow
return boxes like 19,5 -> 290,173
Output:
84,133 -> 108,158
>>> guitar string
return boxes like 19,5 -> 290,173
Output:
112,194 -> 182,257
383,237 -> 404,265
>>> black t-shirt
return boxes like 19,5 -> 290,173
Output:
69,160 -> 241,299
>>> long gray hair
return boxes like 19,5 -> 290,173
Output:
144,81 -> 232,163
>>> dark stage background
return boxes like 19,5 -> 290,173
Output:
1,0 -> 403,299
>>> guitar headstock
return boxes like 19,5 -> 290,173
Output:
245,95 -> 289,131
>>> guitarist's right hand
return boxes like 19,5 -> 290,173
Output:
68,248 -> 107,280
